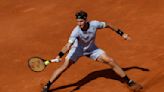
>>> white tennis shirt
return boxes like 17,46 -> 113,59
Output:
68,20 -> 106,51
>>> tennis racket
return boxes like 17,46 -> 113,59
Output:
28,57 -> 60,72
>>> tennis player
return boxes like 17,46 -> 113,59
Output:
42,10 -> 143,92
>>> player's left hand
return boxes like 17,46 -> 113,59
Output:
122,33 -> 131,40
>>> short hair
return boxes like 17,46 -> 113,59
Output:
75,10 -> 88,19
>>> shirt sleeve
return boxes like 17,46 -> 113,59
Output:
91,20 -> 106,29
68,27 -> 78,44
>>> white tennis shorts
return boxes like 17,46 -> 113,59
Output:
66,46 -> 105,62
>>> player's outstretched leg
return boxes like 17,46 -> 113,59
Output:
97,53 -> 143,92
42,58 -> 73,92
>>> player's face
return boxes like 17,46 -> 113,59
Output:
76,19 -> 87,28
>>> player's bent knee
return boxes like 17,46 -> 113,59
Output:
103,57 -> 114,63
106,57 -> 114,62
104,58 -> 117,67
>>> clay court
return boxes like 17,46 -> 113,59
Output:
0,0 -> 164,92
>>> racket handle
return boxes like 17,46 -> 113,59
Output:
50,59 -> 61,63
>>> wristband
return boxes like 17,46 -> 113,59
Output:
116,29 -> 124,36
58,52 -> 64,58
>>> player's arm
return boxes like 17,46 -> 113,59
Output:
53,33 -> 76,62
55,42 -> 73,60
52,28 -> 77,62
103,22 -> 131,40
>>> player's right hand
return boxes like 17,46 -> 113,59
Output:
50,56 -> 61,63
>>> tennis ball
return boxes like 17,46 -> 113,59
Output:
44,60 -> 50,65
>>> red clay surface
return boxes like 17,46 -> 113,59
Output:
0,0 -> 164,92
